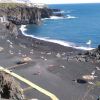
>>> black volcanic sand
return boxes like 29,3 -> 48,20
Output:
0,23 -> 100,100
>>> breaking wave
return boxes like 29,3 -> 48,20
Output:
42,16 -> 65,20
20,25 -> 94,51
42,14 -> 77,20
50,16 -> 65,19
66,15 -> 78,19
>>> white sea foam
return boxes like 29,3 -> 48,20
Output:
20,25 -> 27,32
74,46 -> 94,51
42,15 -> 77,20
20,25 -> 94,51
50,16 -> 65,19
66,15 -> 77,19
42,16 -> 65,20
54,10 -> 65,13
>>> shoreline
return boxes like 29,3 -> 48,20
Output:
20,25 -> 94,51
0,3 -> 100,99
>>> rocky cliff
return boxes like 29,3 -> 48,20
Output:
0,3 -> 62,25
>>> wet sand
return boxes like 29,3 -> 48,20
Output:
0,23 -> 100,100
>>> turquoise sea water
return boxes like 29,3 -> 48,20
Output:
25,3 -> 100,49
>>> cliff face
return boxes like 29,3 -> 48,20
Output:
0,4 -> 61,25
7,7 -> 42,25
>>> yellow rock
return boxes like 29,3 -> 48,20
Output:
82,75 -> 97,80
22,57 -> 32,62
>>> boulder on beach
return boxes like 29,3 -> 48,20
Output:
22,57 -> 32,62
82,75 -> 97,80
16,57 -> 32,65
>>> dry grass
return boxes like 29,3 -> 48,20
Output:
0,3 -> 26,9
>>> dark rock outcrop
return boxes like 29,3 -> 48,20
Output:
89,45 -> 100,61
0,72 -> 24,100
7,7 -> 42,25
75,45 -> 100,63
0,5 -> 63,25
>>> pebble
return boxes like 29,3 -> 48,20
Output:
60,66 -> 65,69
62,52 -> 66,56
47,52 -> 51,55
7,40 -> 13,44
96,66 -> 100,71
0,47 -> 4,52
9,50 -> 14,54
30,49 -> 34,54
18,50 -> 21,55
56,53 -> 61,58
9,44 -> 14,48
44,59 -> 47,61
41,56 -> 44,59
91,70 -> 95,75
82,75 -> 97,80
88,81 -> 95,85
41,52 -> 45,54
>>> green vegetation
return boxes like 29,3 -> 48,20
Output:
0,3 -> 26,9
95,81 -> 100,87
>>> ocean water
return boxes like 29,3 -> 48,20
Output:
22,3 -> 100,50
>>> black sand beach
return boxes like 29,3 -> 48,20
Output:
0,22 -> 100,100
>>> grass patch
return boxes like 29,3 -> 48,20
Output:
95,81 -> 100,87
0,3 -> 26,9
